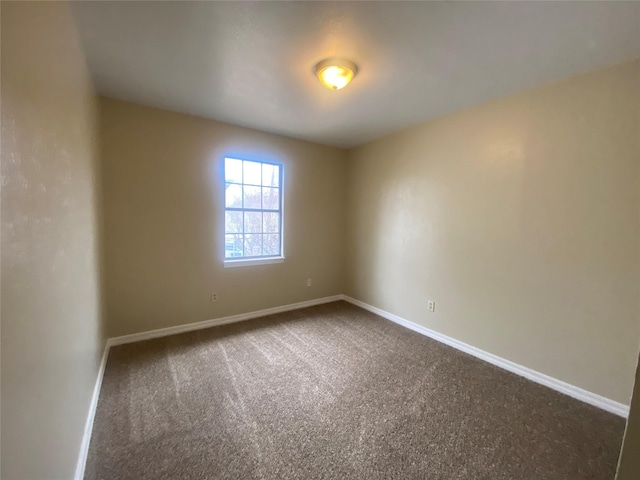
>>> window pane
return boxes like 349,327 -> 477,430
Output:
225,158 -> 243,183
243,185 -> 261,209
224,160 -> 283,261
262,163 -> 280,187
262,187 -> 279,210
243,160 -> 262,186
264,234 -> 280,256
244,234 -> 262,257
225,183 -> 242,208
225,234 -> 244,258
225,211 -> 242,233
244,211 -> 262,233
263,212 -> 279,233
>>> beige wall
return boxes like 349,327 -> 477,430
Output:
100,98 -> 346,337
1,2 -> 104,479
346,60 -> 640,404
617,355 -> 640,479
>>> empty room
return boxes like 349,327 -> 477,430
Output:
2,1 -> 640,479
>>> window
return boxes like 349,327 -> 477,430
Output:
224,158 -> 283,266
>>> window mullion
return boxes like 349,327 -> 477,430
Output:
226,208 -> 279,213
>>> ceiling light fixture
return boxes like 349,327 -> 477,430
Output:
314,58 -> 358,91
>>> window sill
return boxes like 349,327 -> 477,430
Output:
224,257 -> 285,268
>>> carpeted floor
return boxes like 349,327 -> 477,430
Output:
85,301 -> 625,480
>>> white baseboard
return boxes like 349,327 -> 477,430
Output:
342,295 -> 630,418
74,341 -> 109,480
108,295 -> 344,347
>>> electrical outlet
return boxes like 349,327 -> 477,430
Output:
211,292 -> 218,302
306,278 -> 312,287
427,300 -> 436,312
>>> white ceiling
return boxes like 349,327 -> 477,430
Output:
71,1 -> 640,148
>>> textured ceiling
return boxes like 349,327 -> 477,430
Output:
71,1 -> 640,148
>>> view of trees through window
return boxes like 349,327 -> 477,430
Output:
224,158 -> 282,259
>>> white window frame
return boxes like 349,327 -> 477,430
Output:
223,157 -> 284,268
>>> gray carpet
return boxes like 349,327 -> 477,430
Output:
85,301 -> 625,479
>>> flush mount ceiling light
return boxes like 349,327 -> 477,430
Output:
314,58 -> 358,91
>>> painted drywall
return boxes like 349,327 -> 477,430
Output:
345,60 -> 640,404
1,2 -> 104,479
100,98 -> 346,337
616,354 -> 640,479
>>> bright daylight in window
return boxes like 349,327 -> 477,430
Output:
224,158 -> 282,262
